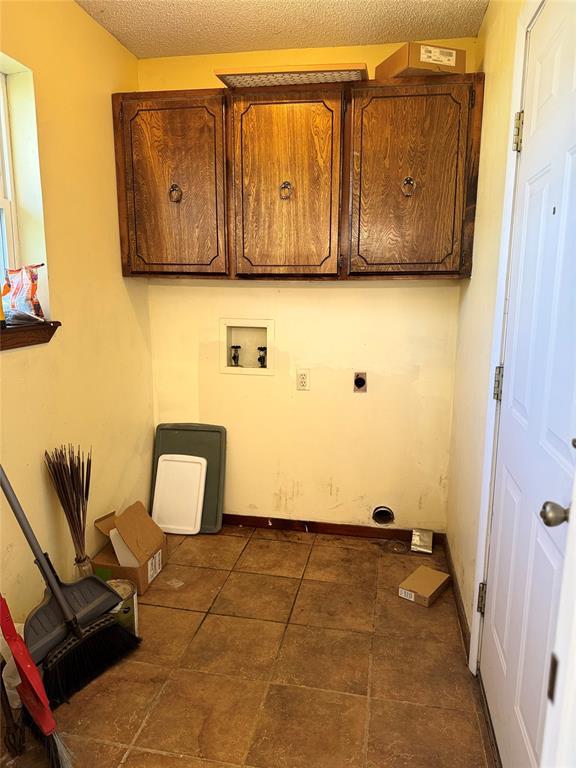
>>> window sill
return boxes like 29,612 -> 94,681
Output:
0,320 -> 61,351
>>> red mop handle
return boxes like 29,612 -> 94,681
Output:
0,595 -> 57,736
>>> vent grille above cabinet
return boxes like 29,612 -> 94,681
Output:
215,63 -> 367,89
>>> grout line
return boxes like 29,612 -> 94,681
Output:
117,675 -> 174,765
238,539 -> 315,767
122,742 -> 241,765
363,634 -> 374,768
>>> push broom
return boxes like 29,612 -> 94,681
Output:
0,465 -> 140,707
0,595 -> 73,768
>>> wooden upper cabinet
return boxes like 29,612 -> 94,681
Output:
349,80 -> 481,276
113,92 -> 227,275
231,90 -> 342,276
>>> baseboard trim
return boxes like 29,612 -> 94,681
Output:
443,535 -> 471,656
223,513 -> 447,544
477,671 -> 503,768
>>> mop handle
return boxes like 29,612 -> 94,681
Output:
0,465 -> 76,625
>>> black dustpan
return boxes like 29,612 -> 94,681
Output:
0,466 -> 126,663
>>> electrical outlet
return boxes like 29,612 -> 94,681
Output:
296,369 -> 310,391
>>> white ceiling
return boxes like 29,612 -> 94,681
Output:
76,0 -> 488,59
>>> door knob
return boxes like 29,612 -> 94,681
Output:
540,501 -> 570,527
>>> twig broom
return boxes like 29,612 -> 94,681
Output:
44,446 -> 91,575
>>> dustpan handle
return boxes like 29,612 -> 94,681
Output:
0,465 -> 76,625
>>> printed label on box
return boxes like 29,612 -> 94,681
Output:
147,550 -> 162,583
420,45 -> 456,66
399,588 -> 415,601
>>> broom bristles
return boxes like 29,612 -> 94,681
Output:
43,619 -> 140,709
45,445 -> 92,563
22,710 -> 74,768
46,732 -> 74,768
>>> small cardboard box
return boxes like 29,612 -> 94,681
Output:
92,502 -> 167,595
375,43 -> 466,79
398,565 -> 450,607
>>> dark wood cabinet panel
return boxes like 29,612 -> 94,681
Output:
113,76 -> 483,280
349,81 -> 480,276
114,92 -> 227,275
231,90 -> 342,276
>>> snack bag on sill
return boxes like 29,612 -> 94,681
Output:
2,263 -> 46,325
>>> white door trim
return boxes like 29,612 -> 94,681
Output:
468,0 -> 547,675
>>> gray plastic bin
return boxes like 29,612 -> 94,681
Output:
150,423 -> 226,534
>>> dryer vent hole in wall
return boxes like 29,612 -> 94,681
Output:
372,506 -> 394,525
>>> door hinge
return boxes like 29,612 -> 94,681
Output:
338,254 -> 343,269
470,89 -> 476,108
493,365 -> 504,401
512,110 -> 524,152
547,653 -> 558,702
477,582 -> 487,615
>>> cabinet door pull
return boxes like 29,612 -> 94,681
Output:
169,183 -> 183,203
279,181 -> 293,200
401,176 -> 416,197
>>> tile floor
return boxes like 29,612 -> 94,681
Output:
2,526 -> 495,768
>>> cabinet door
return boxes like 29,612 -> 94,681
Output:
232,91 -> 342,276
350,84 -> 472,275
117,94 -> 227,275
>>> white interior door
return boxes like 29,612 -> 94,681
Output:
479,2 -> 576,766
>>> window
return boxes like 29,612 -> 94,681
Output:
0,56 -> 57,349
0,73 -> 18,274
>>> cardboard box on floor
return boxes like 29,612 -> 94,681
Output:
398,565 -> 450,607
92,502 -> 167,595
375,42 -> 466,79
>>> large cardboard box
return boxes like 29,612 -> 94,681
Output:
92,502 -> 167,594
398,565 -> 450,607
375,43 -> 466,79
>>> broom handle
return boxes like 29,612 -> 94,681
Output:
0,465 -> 76,625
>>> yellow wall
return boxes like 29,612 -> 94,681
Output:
142,38 -> 477,530
139,38 -> 478,90
446,0 -> 524,623
0,0 -> 153,620
0,7 -> 497,619
150,281 -> 459,528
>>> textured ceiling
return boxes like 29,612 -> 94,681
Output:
76,0 -> 488,59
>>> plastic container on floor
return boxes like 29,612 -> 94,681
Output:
151,454 -> 207,535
